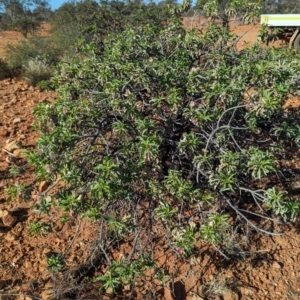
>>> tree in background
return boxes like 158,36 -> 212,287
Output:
262,0 -> 300,14
50,0 -> 175,44
195,0 -> 300,15
0,0 -> 52,37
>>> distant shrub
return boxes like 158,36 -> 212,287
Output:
4,33 -> 77,85
23,57 -> 53,86
0,58 -> 11,79
5,37 -> 58,70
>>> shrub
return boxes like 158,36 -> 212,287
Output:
23,57 -> 53,86
4,34 -> 77,82
5,37 -> 57,70
30,0 -> 300,295
0,58 -> 11,79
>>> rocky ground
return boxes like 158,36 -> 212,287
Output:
1,21 -> 300,300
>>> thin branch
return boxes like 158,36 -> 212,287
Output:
62,219 -> 82,257
205,125 -> 248,151
221,192 -> 283,236
212,243 -> 230,260
238,208 -> 282,223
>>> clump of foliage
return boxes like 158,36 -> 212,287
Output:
5,183 -> 25,201
30,0 -> 300,295
5,37 -> 59,70
47,253 -> 64,272
28,221 -> 51,236
4,35 -> 76,83
23,56 -> 53,86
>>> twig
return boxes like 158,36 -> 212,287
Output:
221,192 -> 283,236
205,125 -> 247,151
1,147 -> 14,156
212,243 -> 230,260
238,208 -> 282,223
62,219 -> 82,257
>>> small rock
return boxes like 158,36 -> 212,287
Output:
0,127 -> 9,137
123,284 -> 131,291
68,254 -> 77,263
2,213 -> 18,227
240,287 -> 255,295
19,283 -> 31,294
186,293 -> 205,300
272,261 -> 281,269
3,140 -> 22,152
13,118 -> 22,124
223,290 -> 239,300
38,181 -> 50,193
0,209 -> 8,218
42,248 -> 53,259
13,148 -> 26,158
164,286 -> 173,300
5,232 -> 16,242
103,287 -> 113,300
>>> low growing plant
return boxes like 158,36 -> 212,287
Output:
96,255 -> 155,293
5,183 -> 25,202
8,166 -> 21,178
47,253 -> 64,272
28,221 -> 51,236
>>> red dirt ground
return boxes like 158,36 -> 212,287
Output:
1,20 -> 300,300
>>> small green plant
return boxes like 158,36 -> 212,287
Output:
34,196 -> 52,215
28,221 -> 51,236
200,214 -> 230,244
154,201 -> 178,221
107,214 -> 133,237
172,223 -> 197,255
96,256 -> 155,293
5,183 -> 25,201
38,79 -> 54,91
47,253 -> 64,272
8,166 -> 21,178
154,268 -> 170,287
263,188 -> 300,222
258,24 -> 283,45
